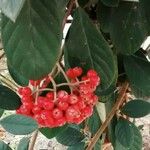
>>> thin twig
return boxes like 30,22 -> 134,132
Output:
28,130 -> 38,150
0,52 -> 5,59
86,81 -> 129,150
62,0 -> 75,29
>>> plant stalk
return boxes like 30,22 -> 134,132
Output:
86,81 -> 129,150
28,130 -> 38,150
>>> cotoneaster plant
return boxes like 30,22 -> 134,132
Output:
0,0 -> 150,150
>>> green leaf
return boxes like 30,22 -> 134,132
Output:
0,141 -> 12,150
101,0 -> 119,7
94,139 -> 102,150
0,114 -> 38,135
2,0 -> 67,80
88,108 -> 101,135
140,0 -> 150,32
0,0 -> 25,22
17,137 -> 30,150
110,1 -> 149,54
97,2 -> 111,33
124,54 -> 150,94
0,108 -> 4,118
67,142 -> 85,150
56,127 -> 85,146
121,100 -> 150,118
65,7 -> 115,94
39,125 -> 67,139
8,63 -> 29,86
0,85 -> 21,110
115,118 -> 134,148
115,122 -> 142,150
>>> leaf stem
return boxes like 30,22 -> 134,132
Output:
86,81 -> 129,150
28,130 -> 38,150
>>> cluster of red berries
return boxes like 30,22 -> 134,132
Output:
16,67 -> 100,128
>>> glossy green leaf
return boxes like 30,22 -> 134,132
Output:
8,63 -> 29,86
0,85 -> 21,110
124,54 -> 150,93
0,141 -> 12,150
2,0 -> 67,80
121,100 -> 150,118
115,118 -> 134,148
0,114 -> 38,135
65,7 -> 115,94
39,125 -> 67,139
101,0 -> 119,7
17,137 -> 30,150
88,108 -> 101,135
110,1 -> 149,54
115,122 -> 142,150
67,142 -> 85,150
0,0 -> 25,22
56,127 -> 85,146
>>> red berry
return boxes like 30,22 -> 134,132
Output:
37,96 -> 46,105
82,106 -> 93,117
57,101 -> 69,110
87,69 -> 98,77
34,113 -> 44,125
40,110 -> 52,120
21,87 -> 32,96
55,117 -> 66,126
21,95 -> 33,103
66,68 -> 76,78
74,116 -> 84,124
66,106 -> 80,121
52,108 -> 63,119
18,87 -> 24,95
19,105 -> 31,115
72,67 -> 83,77
42,99 -> 54,110
68,94 -> 79,104
44,117 -> 55,127
46,92 -> 54,100
57,90 -> 69,101
77,100 -> 86,109
32,104 -> 42,114
22,101 -> 33,110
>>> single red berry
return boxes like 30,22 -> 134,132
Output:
18,87 -> 24,95
77,100 -> 86,110
37,96 -> 46,105
57,90 -> 69,101
66,68 -> 76,78
55,117 -> 66,126
89,76 -> 100,87
42,99 -> 54,110
34,113 -> 44,125
40,110 -> 52,120
68,94 -> 79,104
22,101 -> 33,110
32,104 -> 42,114
52,108 -> 63,119
57,101 -> 69,110
82,106 -> 93,117
66,106 -> 80,121
46,92 -> 54,100
21,87 -> 32,96
72,67 -> 83,77
74,116 -> 84,124
19,105 -> 31,115
87,69 -> 98,77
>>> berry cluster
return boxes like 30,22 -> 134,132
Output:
16,67 -> 100,128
